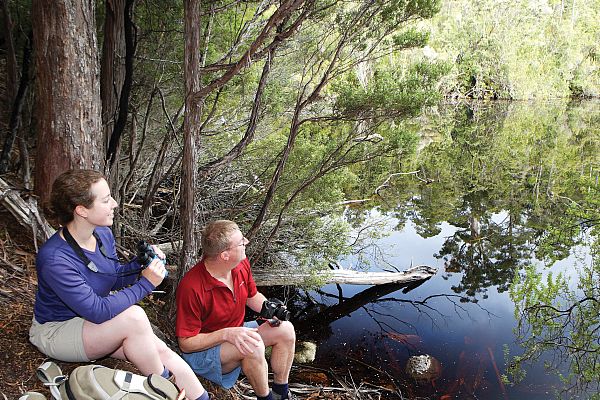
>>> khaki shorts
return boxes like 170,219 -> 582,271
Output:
29,317 -> 90,362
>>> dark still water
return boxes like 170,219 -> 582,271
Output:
291,101 -> 600,399
304,213 -> 591,399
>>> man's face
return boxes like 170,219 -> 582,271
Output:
226,229 -> 249,263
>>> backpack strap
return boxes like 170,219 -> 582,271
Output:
36,362 -> 66,400
111,370 -> 164,400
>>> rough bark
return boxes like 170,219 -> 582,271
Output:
180,0 -> 203,272
100,0 -> 126,193
32,0 -> 103,204
0,33 -> 32,174
1,0 -> 18,103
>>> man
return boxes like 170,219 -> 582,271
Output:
176,220 -> 296,400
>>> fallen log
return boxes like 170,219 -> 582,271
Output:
251,264 -> 437,286
166,263 -> 436,287
0,177 -> 55,247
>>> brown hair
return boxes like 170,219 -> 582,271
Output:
201,220 -> 240,257
45,169 -> 106,225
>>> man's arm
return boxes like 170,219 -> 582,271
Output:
178,327 -> 262,355
178,292 -> 267,353
178,329 -> 227,353
246,292 -> 268,313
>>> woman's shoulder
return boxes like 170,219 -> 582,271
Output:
94,226 -> 116,245
38,230 -> 66,256
37,231 -> 76,270
94,226 -> 114,238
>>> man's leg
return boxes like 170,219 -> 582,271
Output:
220,339 -> 270,397
257,321 -> 295,385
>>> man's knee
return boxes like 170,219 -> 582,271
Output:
277,321 -> 296,345
244,338 -> 266,362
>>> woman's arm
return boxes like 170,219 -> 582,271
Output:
40,257 -> 155,324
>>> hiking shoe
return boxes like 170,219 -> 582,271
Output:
272,391 -> 297,400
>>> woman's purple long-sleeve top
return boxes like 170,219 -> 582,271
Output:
33,227 -> 155,324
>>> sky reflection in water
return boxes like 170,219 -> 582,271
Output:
311,211 -> 591,399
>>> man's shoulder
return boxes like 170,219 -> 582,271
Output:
179,261 -> 206,287
235,258 -> 252,272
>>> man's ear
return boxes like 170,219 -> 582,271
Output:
219,250 -> 229,262
74,205 -> 88,219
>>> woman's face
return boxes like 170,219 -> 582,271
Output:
81,178 -> 118,226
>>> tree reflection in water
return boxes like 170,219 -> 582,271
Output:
286,101 -> 599,398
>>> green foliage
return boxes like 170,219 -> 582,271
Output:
508,246 -> 600,395
392,28 -> 430,49
333,61 -> 448,117
287,215 -> 352,272
425,0 -> 600,99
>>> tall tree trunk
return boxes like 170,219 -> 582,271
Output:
0,34 -> 32,174
180,0 -> 203,272
100,0 -> 126,193
1,0 -> 18,105
32,0 -> 103,204
105,0 -> 136,172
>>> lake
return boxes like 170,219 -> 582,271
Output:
288,100 -> 600,399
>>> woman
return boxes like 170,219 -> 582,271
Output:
29,169 -> 209,400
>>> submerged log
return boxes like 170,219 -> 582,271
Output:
252,265 -> 437,286
297,268 -> 436,333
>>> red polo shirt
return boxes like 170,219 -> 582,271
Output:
175,258 -> 258,338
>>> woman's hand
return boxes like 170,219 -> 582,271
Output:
150,244 -> 166,262
141,257 -> 166,287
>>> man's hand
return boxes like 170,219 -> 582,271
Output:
224,327 -> 262,355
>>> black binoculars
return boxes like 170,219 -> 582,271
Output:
137,241 -> 168,277
260,298 -> 291,322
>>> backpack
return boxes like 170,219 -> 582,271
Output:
34,361 -> 184,400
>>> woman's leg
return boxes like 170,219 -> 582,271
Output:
82,305 -> 163,376
83,305 -> 207,399
154,337 -> 207,399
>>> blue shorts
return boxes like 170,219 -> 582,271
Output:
182,321 -> 259,389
